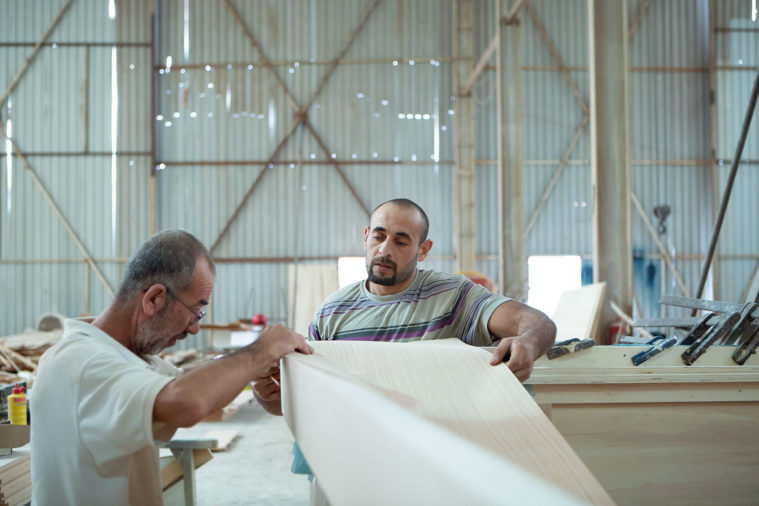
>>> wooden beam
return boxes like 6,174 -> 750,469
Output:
496,0 -> 526,299
589,0 -> 633,342
302,119 -> 370,218
210,118 -> 302,254
461,35 -> 497,97
454,0 -> 476,272
300,0 -> 382,114
0,0 -> 75,110
0,123 -> 113,295
524,0 -> 588,114
461,0 -> 524,97
222,0 -> 299,111
630,192 -> 691,298
523,115 -> 588,240
211,0 -> 378,252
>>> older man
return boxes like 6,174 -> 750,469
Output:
31,229 -> 312,505
254,198 -> 556,415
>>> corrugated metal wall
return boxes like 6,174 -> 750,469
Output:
0,0 -> 152,333
714,0 -> 759,304
2,0 -> 757,344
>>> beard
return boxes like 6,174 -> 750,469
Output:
133,309 -> 187,359
367,255 -> 416,287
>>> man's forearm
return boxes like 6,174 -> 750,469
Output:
517,308 -> 557,359
154,346 -> 276,427
489,301 -> 557,358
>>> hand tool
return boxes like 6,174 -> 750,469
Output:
723,302 -> 759,345
659,294 -> 743,313
678,312 -> 717,346
682,311 -> 740,365
547,338 -> 595,360
633,314 -> 718,330
733,325 -> 759,365
631,336 -> 678,366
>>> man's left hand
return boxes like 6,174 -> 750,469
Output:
489,336 -> 538,382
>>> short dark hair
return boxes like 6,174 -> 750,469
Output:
372,198 -> 429,243
115,229 -> 215,301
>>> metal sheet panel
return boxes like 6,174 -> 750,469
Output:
713,7 -> 759,302
3,0 -> 759,338
628,0 -> 709,68
1,154 -> 151,259
0,0 -> 150,43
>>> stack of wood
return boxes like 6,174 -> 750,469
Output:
0,452 -> 30,506
0,337 -> 54,387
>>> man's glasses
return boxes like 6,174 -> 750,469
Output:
165,286 -> 206,325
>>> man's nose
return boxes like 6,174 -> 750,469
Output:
378,239 -> 393,256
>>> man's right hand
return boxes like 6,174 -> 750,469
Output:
247,324 -> 313,378
252,366 -> 281,402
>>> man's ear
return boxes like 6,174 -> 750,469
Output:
142,284 -> 168,316
417,239 -> 433,261
363,226 -> 370,250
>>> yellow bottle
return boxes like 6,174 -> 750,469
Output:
8,383 -> 27,425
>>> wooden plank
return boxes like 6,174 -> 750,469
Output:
2,471 -> 30,499
160,448 -> 212,490
551,403 -> 759,505
552,283 -> 607,342
0,457 -> 29,483
282,339 -> 613,505
530,382 -> 759,404
523,343 -> 759,371
525,344 -> 759,505
3,482 -> 31,506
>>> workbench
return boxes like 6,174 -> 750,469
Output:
525,345 -> 759,506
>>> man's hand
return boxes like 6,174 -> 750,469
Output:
247,324 -> 313,377
252,366 -> 281,403
486,301 -> 556,382
489,335 -> 539,382
247,324 -> 312,416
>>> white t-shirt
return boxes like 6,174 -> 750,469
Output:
31,319 -> 181,506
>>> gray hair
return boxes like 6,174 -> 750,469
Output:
115,229 -> 215,301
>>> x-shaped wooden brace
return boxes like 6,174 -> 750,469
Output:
520,0 -> 690,298
210,0 -> 383,254
0,0 -> 115,294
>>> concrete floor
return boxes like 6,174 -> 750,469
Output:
164,394 -> 310,506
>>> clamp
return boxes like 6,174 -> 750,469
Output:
631,336 -> 678,366
547,338 -> 595,360
681,311 -> 740,366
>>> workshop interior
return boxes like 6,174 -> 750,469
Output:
1,1 -> 758,505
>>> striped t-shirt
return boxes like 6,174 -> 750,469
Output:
308,269 -> 510,346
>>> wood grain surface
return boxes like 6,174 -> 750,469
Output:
282,339 -> 614,505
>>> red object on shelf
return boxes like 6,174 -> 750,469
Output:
252,313 -> 267,326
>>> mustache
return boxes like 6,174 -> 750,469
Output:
370,256 -> 397,270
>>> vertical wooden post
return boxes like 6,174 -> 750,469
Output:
589,0 -> 632,342
150,11 -> 157,235
707,0 -> 719,299
496,0 -> 525,299
454,0 -> 476,272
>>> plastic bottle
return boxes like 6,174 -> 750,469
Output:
8,383 -> 27,425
